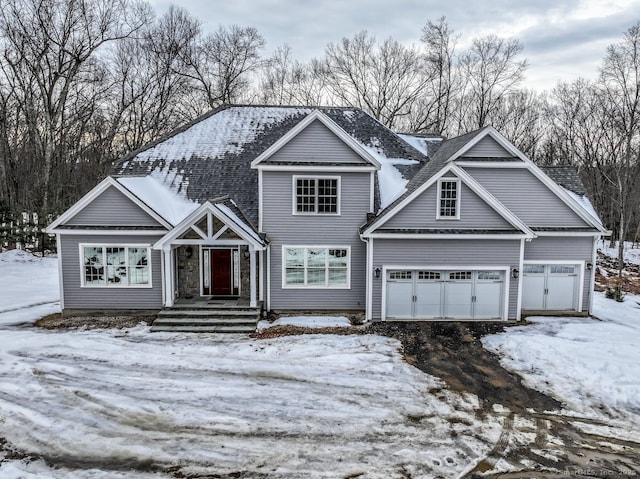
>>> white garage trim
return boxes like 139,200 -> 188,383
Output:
522,260 -> 585,313
381,265 -> 510,321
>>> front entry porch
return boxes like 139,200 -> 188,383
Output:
153,199 -> 267,309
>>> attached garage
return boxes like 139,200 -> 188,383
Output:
522,263 -> 583,311
384,268 -> 507,320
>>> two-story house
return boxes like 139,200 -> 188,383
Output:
47,105 -> 608,327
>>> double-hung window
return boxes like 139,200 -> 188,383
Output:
437,178 -> 460,219
81,245 -> 151,287
283,246 -> 350,288
294,176 -> 340,214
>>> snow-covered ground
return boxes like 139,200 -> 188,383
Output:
0,250 -> 500,478
484,292 -> 640,440
599,240 -> 640,265
257,315 -> 351,330
0,249 -> 60,325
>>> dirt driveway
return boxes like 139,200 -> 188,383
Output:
368,322 -> 640,478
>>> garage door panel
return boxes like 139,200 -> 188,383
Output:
522,275 -> 545,309
547,274 -> 576,310
523,264 -> 578,311
386,280 -> 413,319
444,282 -> 473,319
475,282 -> 502,318
415,281 -> 443,318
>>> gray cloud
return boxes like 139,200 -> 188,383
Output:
149,0 -> 640,90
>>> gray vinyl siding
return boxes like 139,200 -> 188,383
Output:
371,239 -> 521,320
383,178 -> 512,230
263,170 -> 370,310
464,167 -> 590,227
462,136 -> 514,158
265,119 -> 368,164
60,234 -> 163,310
524,236 -> 594,311
66,186 -> 163,227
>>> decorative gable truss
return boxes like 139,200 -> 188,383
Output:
361,162 -> 534,239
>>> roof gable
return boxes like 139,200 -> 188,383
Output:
362,163 -> 533,237
251,110 -> 381,169
47,177 -> 171,231
380,172 -> 514,231
153,200 -> 265,251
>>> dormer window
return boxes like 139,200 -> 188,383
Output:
437,179 -> 460,219
294,176 -> 340,215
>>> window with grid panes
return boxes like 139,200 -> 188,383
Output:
438,179 -> 459,218
295,177 -> 338,214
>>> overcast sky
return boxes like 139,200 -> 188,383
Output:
149,0 -> 640,91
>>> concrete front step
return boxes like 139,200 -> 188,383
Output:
153,317 -> 258,326
157,309 -> 260,318
150,324 -> 256,333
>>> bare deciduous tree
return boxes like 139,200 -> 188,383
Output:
458,34 -> 528,130
324,31 -> 430,129
0,0 -> 149,212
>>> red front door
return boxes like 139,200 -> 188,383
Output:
203,248 -> 235,296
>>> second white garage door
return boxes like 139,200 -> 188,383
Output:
385,269 -> 505,320
522,264 -> 579,311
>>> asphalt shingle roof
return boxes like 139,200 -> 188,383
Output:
112,105 -> 427,225
540,166 -> 588,196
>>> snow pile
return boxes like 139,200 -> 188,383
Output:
0,248 -> 41,263
0,249 -> 59,325
118,176 -> 199,226
483,292 -> 640,438
257,315 -> 351,330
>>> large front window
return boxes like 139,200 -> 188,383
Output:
294,177 -> 339,214
82,245 -> 150,287
284,246 -> 349,288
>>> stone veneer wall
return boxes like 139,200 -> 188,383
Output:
175,245 -> 259,299
177,245 -> 200,298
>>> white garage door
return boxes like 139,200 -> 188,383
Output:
522,264 -> 578,311
386,270 -> 504,320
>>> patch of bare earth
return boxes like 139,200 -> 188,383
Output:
367,321 -> 640,477
35,313 -> 154,330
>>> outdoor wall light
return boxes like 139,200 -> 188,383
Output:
511,268 -> 519,279
185,246 -> 193,259
586,262 -> 593,270
374,267 -> 381,279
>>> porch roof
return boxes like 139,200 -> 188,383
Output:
153,198 -> 267,251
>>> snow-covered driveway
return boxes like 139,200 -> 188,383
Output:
0,328 -> 499,478
0,249 -> 499,478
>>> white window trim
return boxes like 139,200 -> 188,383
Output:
281,245 -> 351,289
79,243 -> 153,288
292,175 -> 341,216
436,178 -> 461,220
